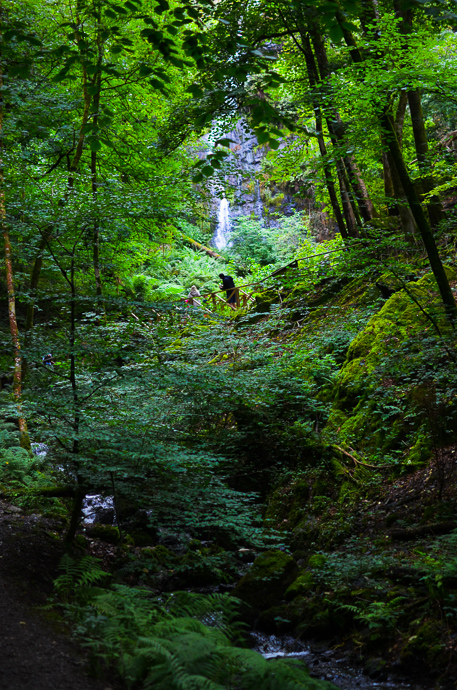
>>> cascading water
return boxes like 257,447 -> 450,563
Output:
213,197 -> 232,250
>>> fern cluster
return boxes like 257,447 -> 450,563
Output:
54,556 -> 336,690
0,421 -> 43,488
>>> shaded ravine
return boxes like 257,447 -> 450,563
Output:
80,495 -> 434,690
0,489 -> 435,690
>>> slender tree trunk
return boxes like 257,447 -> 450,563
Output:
382,94 -> 418,237
0,48 -> 30,448
384,90 -> 408,209
337,17 -> 456,322
395,90 -> 408,146
391,1 -> 443,227
407,89 -> 443,227
275,7 -> 350,238
382,151 -> 395,206
91,114 -> 102,297
309,27 -> 375,222
316,114 -> 349,239
381,111 -> 457,322
64,249 -> 84,544
91,25 -> 103,298
2,231 -> 31,448
300,32 -> 349,237
336,158 -> 358,235
92,150 -> 102,298
64,484 -> 86,546
21,231 -> 54,380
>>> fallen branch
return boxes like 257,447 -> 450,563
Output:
334,445 -> 392,469
0,485 -> 76,499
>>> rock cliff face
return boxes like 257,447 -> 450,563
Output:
205,119 -> 336,246
207,120 -> 309,246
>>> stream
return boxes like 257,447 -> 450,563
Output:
80,494 -> 432,689
251,633 -> 429,690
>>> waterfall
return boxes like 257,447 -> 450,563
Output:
213,197 -> 232,250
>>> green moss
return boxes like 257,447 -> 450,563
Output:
86,524 -> 120,544
405,425 -> 433,465
323,269 -> 456,455
233,549 -> 298,612
285,571 -> 314,599
401,620 -> 446,665
308,553 -> 327,569
141,544 -> 173,565
264,477 -> 310,529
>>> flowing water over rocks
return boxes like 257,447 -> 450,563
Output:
251,633 -> 430,690
213,197 -> 232,250
82,494 -> 115,525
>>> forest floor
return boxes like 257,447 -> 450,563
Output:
1,449 -> 457,690
281,447 -> 457,690
0,499 -> 117,690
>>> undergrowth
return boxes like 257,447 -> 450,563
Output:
52,554 -> 336,690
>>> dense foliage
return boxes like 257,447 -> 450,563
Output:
3,0 -> 457,687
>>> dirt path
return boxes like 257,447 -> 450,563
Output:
0,499 -> 113,690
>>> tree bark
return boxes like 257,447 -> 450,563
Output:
0,48 -> 30,449
380,111 -> 457,322
392,1 -> 443,227
91,23 -> 103,298
336,158 -> 359,235
309,27 -> 375,222
299,31 -> 348,237
64,484 -> 86,546
407,88 -> 443,227
336,17 -> 456,322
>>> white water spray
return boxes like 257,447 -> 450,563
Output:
213,197 -> 232,250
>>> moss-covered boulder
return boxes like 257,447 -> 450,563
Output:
86,524 -> 120,544
400,619 -> 447,668
323,268 -> 457,458
285,571 -> 315,600
232,549 -> 298,613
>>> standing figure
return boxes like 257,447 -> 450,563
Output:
219,273 -> 237,310
187,285 -> 201,306
42,353 -> 54,370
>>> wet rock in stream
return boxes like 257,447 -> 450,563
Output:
250,633 -> 430,690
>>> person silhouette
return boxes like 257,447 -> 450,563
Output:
187,285 -> 201,306
219,273 -> 237,310
42,353 -> 54,370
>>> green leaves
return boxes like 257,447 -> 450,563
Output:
154,0 -> 170,14
89,138 -> 102,152
192,148 -> 230,182
186,82 -> 206,98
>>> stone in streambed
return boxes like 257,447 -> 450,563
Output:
232,549 -> 298,614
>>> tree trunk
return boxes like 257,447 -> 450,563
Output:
91,32 -> 103,298
336,158 -> 359,235
309,27 -> 375,222
299,32 -> 349,237
407,88 -> 443,227
316,117 -> 350,239
381,111 -> 457,322
384,90 -> 408,210
336,17 -> 456,322
2,230 -> 31,449
64,483 -> 86,546
0,51 -> 30,449
391,1 -> 443,227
